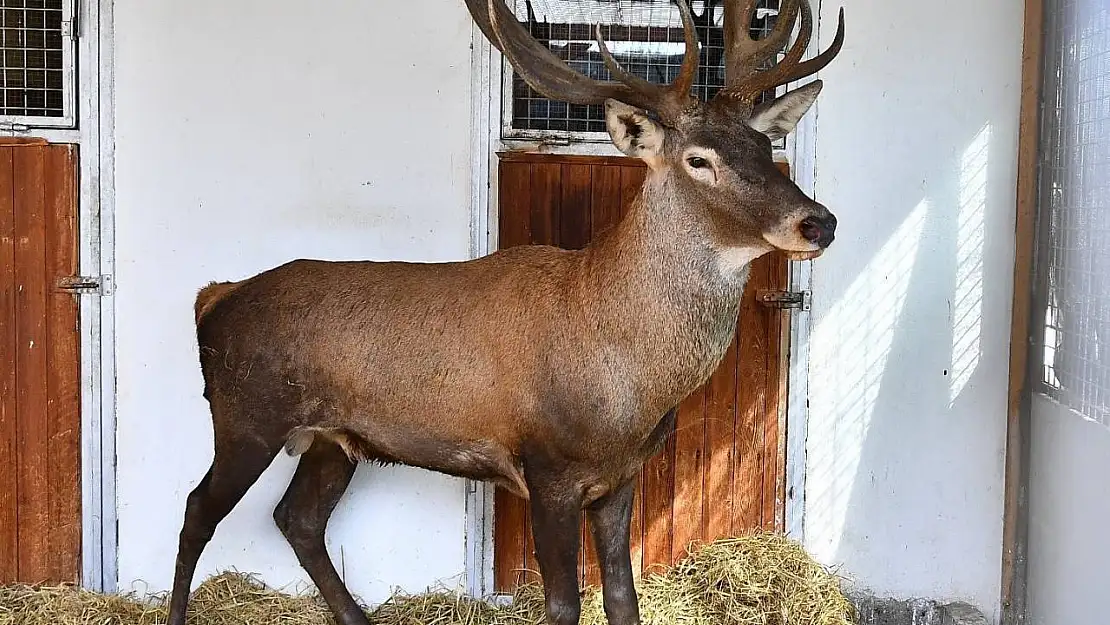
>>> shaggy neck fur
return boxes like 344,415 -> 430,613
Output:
576,169 -> 763,410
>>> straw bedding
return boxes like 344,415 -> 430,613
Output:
0,531 -> 855,625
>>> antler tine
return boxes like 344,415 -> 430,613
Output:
773,7 -> 844,88
728,0 -> 811,99
464,0 -> 701,124
671,0 -> 702,97
723,0 -> 800,87
466,0 -> 652,110
593,0 -> 701,119
717,2 -> 845,107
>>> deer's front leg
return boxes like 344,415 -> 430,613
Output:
586,479 -> 640,625
527,472 -> 583,625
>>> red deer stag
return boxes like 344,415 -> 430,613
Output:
166,1 -> 844,624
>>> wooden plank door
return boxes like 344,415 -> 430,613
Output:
0,138 -> 82,584
493,151 -> 790,590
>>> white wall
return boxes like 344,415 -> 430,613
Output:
112,0 -> 475,605
804,0 -> 1024,619
1026,395 -> 1110,625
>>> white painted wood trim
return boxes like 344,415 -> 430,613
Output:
783,0 -> 825,542
77,0 -> 117,592
464,20 -> 497,599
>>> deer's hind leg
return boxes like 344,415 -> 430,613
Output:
166,421 -> 284,625
274,438 -> 367,625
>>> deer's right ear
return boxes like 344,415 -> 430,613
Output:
605,99 -> 665,168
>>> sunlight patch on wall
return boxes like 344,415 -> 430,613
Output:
949,123 -> 991,406
806,199 -> 929,562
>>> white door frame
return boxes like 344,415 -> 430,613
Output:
79,0 -> 118,593
2,0 -> 121,593
0,0 -> 117,592
462,0 -> 826,596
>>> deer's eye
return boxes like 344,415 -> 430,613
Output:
686,156 -> 709,169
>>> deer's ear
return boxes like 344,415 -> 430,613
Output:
747,80 -> 823,141
605,99 -> 665,168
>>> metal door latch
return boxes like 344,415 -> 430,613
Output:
57,275 -> 113,296
756,289 -> 810,311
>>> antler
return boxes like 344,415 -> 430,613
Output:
464,0 -> 701,125
715,0 -> 845,108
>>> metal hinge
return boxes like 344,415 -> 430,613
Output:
0,122 -> 31,134
66,0 -> 80,40
57,275 -> 113,296
757,289 -> 811,311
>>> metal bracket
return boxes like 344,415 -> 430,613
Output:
57,275 -> 113,296
0,122 -> 31,134
757,289 -> 811,311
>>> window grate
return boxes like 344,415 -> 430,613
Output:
1,0 -> 71,123
506,0 -> 783,136
1037,0 -> 1110,428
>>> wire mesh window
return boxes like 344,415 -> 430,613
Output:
1036,0 -> 1110,427
1,0 -> 75,126
503,0 -> 784,139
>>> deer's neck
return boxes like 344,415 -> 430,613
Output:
578,172 -> 760,409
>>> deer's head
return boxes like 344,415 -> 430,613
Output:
467,0 -> 844,261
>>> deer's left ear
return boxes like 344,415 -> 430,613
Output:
605,99 -> 665,168
747,80 -> 823,141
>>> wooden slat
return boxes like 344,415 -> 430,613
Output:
499,152 -> 644,167
628,477 -> 645,575
530,164 -> 561,246
671,386 -> 707,562
0,147 -> 18,583
498,162 -> 532,248
44,145 -> 81,581
0,138 -> 47,146
560,164 -> 592,251
641,424 -> 675,571
733,256 -> 770,532
758,257 -> 781,529
704,332 -> 739,539
766,252 -> 789,530
493,487 -> 529,590
591,165 -> 623,240
619,166 -> 647,219
522,503 -> 541,585
1002,1 -> 1045,621
13,145 -> 51,583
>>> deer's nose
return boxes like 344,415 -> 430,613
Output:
800,214 -> 837,248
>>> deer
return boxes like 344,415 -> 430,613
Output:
165,1 -> 844,624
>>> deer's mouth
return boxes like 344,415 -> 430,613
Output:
784,249 -> 825,261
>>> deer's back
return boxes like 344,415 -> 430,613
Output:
194,248 -> 596,458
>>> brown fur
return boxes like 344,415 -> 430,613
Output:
166,3 -> 843,625
193,280 -> 242,324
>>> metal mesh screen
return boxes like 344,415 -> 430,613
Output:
508,0 -> 782,134
1037,0 -> 1110,427
1,0 -> 66,119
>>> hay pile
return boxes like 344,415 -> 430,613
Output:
0,532 -> 854,625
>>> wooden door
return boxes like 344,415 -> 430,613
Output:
0,138 -> 82,584
493,152 -> 790,590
